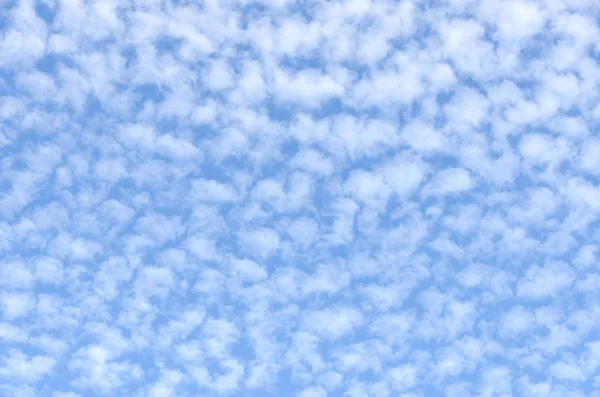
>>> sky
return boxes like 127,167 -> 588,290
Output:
1,0 -> 600,396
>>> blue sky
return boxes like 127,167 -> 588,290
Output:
1,0 -> 600,396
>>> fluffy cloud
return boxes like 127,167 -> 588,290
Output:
0,0 -> 598,395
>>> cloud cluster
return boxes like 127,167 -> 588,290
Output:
1,0 -> 600,396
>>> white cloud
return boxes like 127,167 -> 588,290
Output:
34,257 -> 64,285
0,350 -> 56,383
1,292 -> 34,320
383,158 -> 426,197
426,168 -> 474,196
500,306 -> 535,336
0,260 -> 34,289
203,59 -> 235,91
402,121 -> 450,154
0,0 -> 599,395
439,19 -> 495,78
0,322 -> 28,343
274,68 -> 344,108
239,227 -> 281,259
344,169 -> 389,208
184,235 -> 218,261
579,138 -> 600,175
495,1 -> 545,39
291,149 -> 335,176
388,364 -> 418,391
230,258 -> 268,282
53,392 -> 82,397
287,217 -> 319,248
517,262 -> 575,299
299,385 -> 328,397
550,360 -> 584,381
303,307 -> 363,340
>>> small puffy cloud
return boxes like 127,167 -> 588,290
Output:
1,292 -> 34,320
203,59 -> 235,91
184,235 -> 218,261
500,306 -> 535,336
0,260 -> 33,289
302,307 -> 363,340
291,149 -> 335,176
0,350 -> 56,382
519,133 -> 573,166
287,217 -> 318,248
230,258 -> 268,282
426,168 -> 474,196
251,178 -> 286,209
135,266 -> 176,298
274,68 -> 344,108
383,159 -> 426,197
439,19 -> 495,77
402,121 -> 450,154
550,360 -> 584,381
299,385 -> 328,397
388,364 -> 418,391
239,227 -> 281,259
495,1 -> 545,39
0,322 -> 28,343
517,262 -> 574,299
34,257 -> 64,285
69,345 -> 143,392
94,157 -> 128,183
579,138 -> 600,175
118,124 -> 199,160
344,169 -> 389,208
189,178 -> 239,203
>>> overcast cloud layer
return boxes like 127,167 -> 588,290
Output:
1,0 -> 600,396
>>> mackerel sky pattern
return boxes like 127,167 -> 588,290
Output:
1,0 -> 600,396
